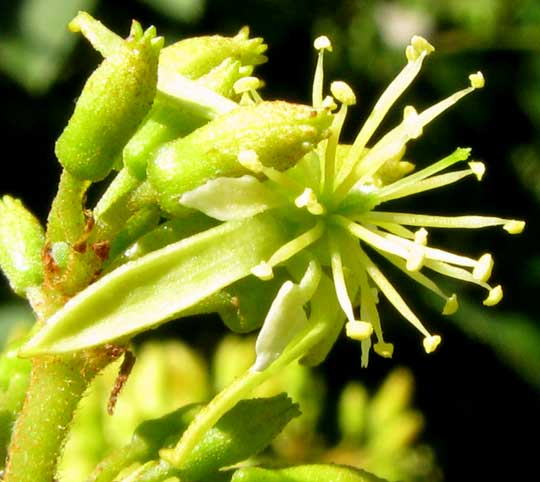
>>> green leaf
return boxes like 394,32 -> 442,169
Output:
0,0 -> 97,93
231,464 -> 389,482
20,213 -> 287,356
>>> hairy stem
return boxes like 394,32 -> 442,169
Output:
4,350 -> 114,482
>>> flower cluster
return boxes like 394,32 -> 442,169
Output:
179,35 -> 524,369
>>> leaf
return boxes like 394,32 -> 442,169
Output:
21,213 -> 287,355
0,0 -> 98,93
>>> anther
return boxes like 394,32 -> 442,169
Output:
251,262 -> 273,280
503,220 -> 525,234
403,106 -> 423,139
468,161 -> 486,181
374,341 -> 394,358
473,253 -> 494,282
483,285 -> 503,306
469,71 -> 485,89
238,149 -> 263,173
314,35 -> 332,51
423,334 -> 441,354
442,294 -> 459,315
345,320 -> 373,341
330,81 -> 356,106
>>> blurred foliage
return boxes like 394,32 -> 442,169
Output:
57,335 -> 438,482
0,0 -> 539,480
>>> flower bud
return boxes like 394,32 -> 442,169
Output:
148,101 -> 332,216
55,21 -> 163,181
124,58 -> 247,181
159,27 -> 267,80
0,196 -> 45,296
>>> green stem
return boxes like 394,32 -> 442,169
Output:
160,319 -> 328,467
4,351 -> 112,482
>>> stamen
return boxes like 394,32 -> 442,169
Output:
252,221 -> 325,280
369,147 -> 471,203
503,220 -> 525,234
473,253 -> 494,282
357,211 -> 523,232
443,294 -> 459,315
295,188 -> 326,215
483,285 -> 503,306
346,320 -> 374,341
423,335 -> 441,354
468,161 -> 486,181
337,36 -> 434,186
329,232 -> 357,324
322,82 -> 356,194
238,150 -> 304,193
233,76 -> 264,104
374,342 -> 394,358
357,246 -> 432,337
312,36 -> 333,108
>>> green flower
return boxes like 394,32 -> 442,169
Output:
179,35 -> 524,368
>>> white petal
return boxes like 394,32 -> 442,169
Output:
179,175 -> 283,220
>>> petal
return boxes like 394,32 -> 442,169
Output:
179,175 -> 283,220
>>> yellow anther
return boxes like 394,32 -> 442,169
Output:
442,294 -> 459,315
406,35 -> 435,61
314,35 -> 332,51
233,76 -> 263,94
345,320 -> 373,341
295,188 -> 326,215
469,71 -> 485,89
414,227 -> 428,246
238,150 -> 263,173
468,161 -> 486,181
330,81 -> 356,106
251,262 -> 273,280
483,285 -> 503,306
473,253 -> 494,282
374,341 -> 394,358
503,220 -> 525,234
321,95 -> 338,111
403,106 -> 423,139
423,334 -> 442,354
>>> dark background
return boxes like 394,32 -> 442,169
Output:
1,1 -> 539,480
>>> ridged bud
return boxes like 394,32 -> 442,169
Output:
148,101 -> 332,216
0,196 -> 45,296
160,27 -> 267,80
55,21 -> 163,181
124,58 -> 248,180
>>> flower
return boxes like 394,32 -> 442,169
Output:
179,34 -> 524,370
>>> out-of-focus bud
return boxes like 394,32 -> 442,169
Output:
231,464 -> 386,482
55,21 -> 163,181
338,382 -> 369,442
148,101 -> 333,216
0,196 -> 45,296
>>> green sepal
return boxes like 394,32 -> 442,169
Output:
0,196 -> 45,296
160,27 -> 267,80
55,20 -> 163,181
148,101 -> 333,216
124,58 -> 248,181
20,213 -> 287,356
231,464 -> 389,482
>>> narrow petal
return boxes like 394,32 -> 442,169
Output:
179,175 -> 284,220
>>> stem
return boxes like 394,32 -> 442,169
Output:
160,319 -> 328,467
4,351 -> 113,482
